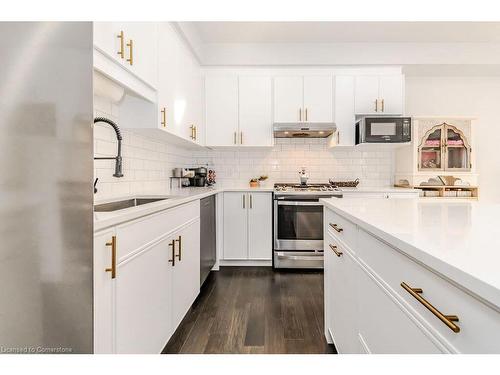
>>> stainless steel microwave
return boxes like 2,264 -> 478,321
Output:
355,117 -> 411,144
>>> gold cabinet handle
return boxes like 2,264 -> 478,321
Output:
194,126 -> 197,141
126,39 -> 133,65
401,282 -> 460,333
105,236 -> 117,279
249,194 -> 252,209
189,125 -> 195,140
329,223 -> 343,233
161,107 -> 166,127
381,99 -> 385,112
242,194 -> 245,209
240,131 -> 243,145
117,31 -> 125,59
329,244 -> 342,257
305,108 -> 308,121
175,235 -> 182,261
168,239 -> 176,267
299,108 -> 302,121
374,99 -> 378,112
234,131 -> 237,145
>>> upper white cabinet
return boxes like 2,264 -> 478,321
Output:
274,76 -> 334,123
332,75 -> 356,146
354,74 -> 403,115
238,76 -> 273,147
223,192 -> 272,260
93,22 -> 158,89
205,75 -> 273,147
205,76 -> 239,146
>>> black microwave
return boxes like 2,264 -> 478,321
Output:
355,117 -> 411,144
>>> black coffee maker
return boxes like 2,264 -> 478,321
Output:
188,167 -> 207,187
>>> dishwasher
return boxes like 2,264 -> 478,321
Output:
200,195 -> 216,286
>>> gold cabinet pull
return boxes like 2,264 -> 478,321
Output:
329,244 -> 342,257
234,131 -> 237,144
175,236 -> 182,261
401,282 -> 460,333
381,99 -> 385,112
242,194 -> 245,209
249,194 -> 252,209
374,99 -> 378,112
240,131 -> 243,145
126,39 -> 133,65
189,125 -> 195,140
329,223 -> 343,233
105,236 -> 117,279
299,108 -> 302,121
305,108 -> 308,121
161,107 -> 166,127
168,239 -> 176,266
117,31 -> 125,59
194,126 -> 197,141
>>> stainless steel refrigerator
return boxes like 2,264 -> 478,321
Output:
0,22 -> 94,353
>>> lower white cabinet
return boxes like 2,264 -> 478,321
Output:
324,205 -> 500,354
94,202 -> 201,353
223,192 -> 272,260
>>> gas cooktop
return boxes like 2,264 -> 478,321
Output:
274,183 -> 341,193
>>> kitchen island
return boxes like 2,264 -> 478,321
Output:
320,197 -> 500,354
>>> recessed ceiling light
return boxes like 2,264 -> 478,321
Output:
319,131 -> 324,134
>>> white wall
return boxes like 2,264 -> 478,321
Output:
193,140 -> 394,188
405,76 -> 500,203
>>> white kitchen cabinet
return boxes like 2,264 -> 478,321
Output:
205,76 -> 239,146
223,192 -> 248,259
355,74 -> 403,115
93,22 -> 158,88
94,201 -> 201,354
239,76 -> 273,147
247,193 -> 273,260
333,75 -> 355,146
274,75 -> 334,123
171,219 -> 201,329
274,76 -> 304,123
303,76 -> 334,123
223,192 -> 272,260
356,262 -> 443,354
324,234 -> 359,353
93,229 -> 115,354
115,235 -> 173,354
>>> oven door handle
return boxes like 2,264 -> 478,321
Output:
276,201 -> 323,206
276,252 -> 324,261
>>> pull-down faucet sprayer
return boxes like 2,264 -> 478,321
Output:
93,117 -> 123,178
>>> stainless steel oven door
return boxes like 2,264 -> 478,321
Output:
274,199 -> 324,251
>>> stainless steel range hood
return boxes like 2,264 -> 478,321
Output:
273,122 -> 336,138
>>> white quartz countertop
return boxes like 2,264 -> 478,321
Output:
94,186 -> 273,231
341,187 -> 419,193
320,197 -> 500,310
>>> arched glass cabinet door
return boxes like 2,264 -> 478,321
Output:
419,126 -> 443,170
445,124 -> 471,170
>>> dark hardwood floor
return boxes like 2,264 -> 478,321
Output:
162,267 -> 336,354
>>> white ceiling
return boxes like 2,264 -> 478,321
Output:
192,22 -> 500,43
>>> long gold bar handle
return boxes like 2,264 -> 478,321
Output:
381,99 -> 385,112
189,125 -> 195,140
194,126 -> 197,141
234,131 -> 237,145
374,99 -> 378,112
242,194 -> 245,209
329,223 -> 343,233
249,194 -> 252,209
161,108 -> 166,127
401,282 -> 460,333
105,236 -> 117,279
168,240 -> 176,267
329,244 -> 342,257
126,39 -> 133,65
305,108 -> 308,121
175,236 -> 182,261
299,108 -> 302,121
240,131 -> 243,145
117,31 -> 125,59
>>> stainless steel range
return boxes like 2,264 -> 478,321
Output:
273,183 -> 343,269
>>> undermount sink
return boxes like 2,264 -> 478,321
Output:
94,197 -> 170,212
